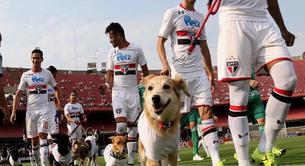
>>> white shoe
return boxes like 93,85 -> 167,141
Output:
177,155 -> 181,161
193,154 -> 204,161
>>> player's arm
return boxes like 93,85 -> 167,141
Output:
0,78 -> 9,124
53,86 -> 62,111
157,37 -> 170,76
267,0 -> 295,47
200,41 -> 215,92
79,105 -> 87,123
10,89 -> 23,124
106,70 -> 114,89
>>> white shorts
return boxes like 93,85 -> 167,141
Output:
67,124 -> 82,140
112,90 -> 141,122
48,110 -> 59,134
217,20 -> 291,82
26,109 -> 49,138
180,75 -> 213,113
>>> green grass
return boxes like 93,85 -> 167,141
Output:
25,136 -> 305,165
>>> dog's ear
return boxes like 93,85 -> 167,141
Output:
109,136 -> 115,142
143,75 -> 156,86
173,75 -> 190,97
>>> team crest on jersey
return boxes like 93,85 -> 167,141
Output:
35,85 -> 42,93
226,56 -> 239,75
115,107 -> 122,114
120,64 -> 129,75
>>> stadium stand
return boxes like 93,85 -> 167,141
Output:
1,60 -> 305,138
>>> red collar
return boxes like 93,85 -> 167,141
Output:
159,119 -> 176,129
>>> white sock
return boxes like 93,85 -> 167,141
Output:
28,149 -> 35,166
127,141 -> 137,164
203,132 -> 220,165
228,116 -> 250,166
32,144 -> 41,166
203,140 -> 210,157
264,95 -> 290,152
39,139 -> 48,166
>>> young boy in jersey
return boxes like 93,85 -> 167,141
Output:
10,48 -> 61,166
217,0 -> 296,165
64,90 -> 87,143
105,22 -> 149,166
157,0 -> 223,165
0,32 -> 10,124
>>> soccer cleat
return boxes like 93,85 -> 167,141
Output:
272,147 -> 286,158
233,153 -> 238,160
251,148 -> 266,165
177,154 -> 181,161
215,159 -> 225,166
263,152 -> 278,166
193,154 -> 204,161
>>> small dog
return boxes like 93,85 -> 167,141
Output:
138,75 -> 190,166
0,145 -> 9,166
103,135 -> 127,166
75,131 -> 98,166
51,133 -> 73,166
8,148 -> 21,166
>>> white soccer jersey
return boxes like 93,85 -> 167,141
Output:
64,102 -> 84,123
219,0 -> 268,21
138,113 -> 179,161
159,4 -> 207,78
18,69 -> 57,110
107,43 -> 147,92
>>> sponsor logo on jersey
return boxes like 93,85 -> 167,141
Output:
32,76 -> 45,83
116,52 -> 131,61
226,56 -> 239,75
184,15 -> 200,27
71,106 -> 79,110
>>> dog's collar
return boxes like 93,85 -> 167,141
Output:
159,119 -> 176,129
110,151 -> 126,160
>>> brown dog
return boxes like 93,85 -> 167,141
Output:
138,75 -> 190,166
104,135 -> 127,166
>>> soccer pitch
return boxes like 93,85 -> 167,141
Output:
23,136 -> 305,165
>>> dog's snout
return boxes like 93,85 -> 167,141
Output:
152,95 -> 161,104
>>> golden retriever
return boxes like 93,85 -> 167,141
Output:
138,75 -> 190,166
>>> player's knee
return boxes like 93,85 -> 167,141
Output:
116,122 -> 127,135
39,139 -> 48,148
271,61 -> 297,91
229,80 -> 250,105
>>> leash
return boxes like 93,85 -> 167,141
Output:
126,111 -> 142,135
188,0 -> 221,53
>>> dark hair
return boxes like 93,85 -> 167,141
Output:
32,47 -> 43,58
47,65 -> 57,75
0,32 -> 2,41
70,90 -> 77,96
105,22 -> 125,38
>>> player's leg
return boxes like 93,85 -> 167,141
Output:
26,111 -> 41,166
48,111 -> 58,166
194,76 -> 222,165
228,80 -> 251,166
126,92 -> 141,166
37,110 -> 50,166
188,110 -> 202,161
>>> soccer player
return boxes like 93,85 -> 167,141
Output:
0,32 -> 10,124
157,0 -> 223,165
105,22 -> 149,166
217,0 -> 297,165
64,90 -> 86,143
10,48 -> 61,166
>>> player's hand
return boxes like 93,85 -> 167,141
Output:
250,80 -> 259,89
160,66 -> 170,76
281,29 -> 295,47
83,117 -> 87,123
208,74 -> 216,93
10,111 -> 16,124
